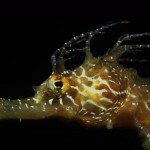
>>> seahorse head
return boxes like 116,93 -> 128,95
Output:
32,22 -> 130,126
1,22 -> 133,128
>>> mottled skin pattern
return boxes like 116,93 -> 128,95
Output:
0,22 -> 150,149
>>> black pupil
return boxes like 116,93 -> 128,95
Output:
54,81 -> 63,88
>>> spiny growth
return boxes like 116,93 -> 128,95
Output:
0,21 -> 150,150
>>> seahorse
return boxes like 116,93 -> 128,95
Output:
0,21 -> 150,150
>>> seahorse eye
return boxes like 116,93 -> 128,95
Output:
54,81 -> 63,89
47,75 -> 70,94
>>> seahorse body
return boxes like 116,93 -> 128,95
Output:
0,22 -> 150,150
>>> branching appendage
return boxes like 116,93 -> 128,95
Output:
104,33 -> 150,62
51,21 -> 130,71
0,21 -> 150,150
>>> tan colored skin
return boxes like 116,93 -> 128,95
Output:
0,22 -> 150,149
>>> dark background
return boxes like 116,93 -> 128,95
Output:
0,16 -> 150,150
